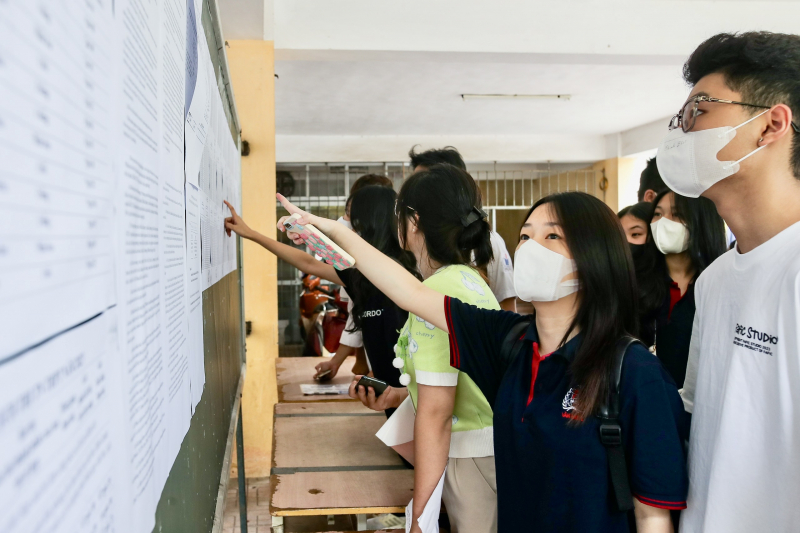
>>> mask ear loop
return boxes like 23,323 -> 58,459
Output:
721,109 -> 770,170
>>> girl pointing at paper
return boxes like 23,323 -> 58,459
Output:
227,164 -> 500,533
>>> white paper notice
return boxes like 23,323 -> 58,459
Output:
0,311 -> 119,533
159,0 -> 192,459
185,181 -> 205,411
113,1 -> 171,530
405,467 -> 447,533
0,0 -> 116,359
199,79 -> 240,291
184,0 -> 211,188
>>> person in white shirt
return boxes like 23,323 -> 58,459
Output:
409,146 -> 517,311
656,31 -> 800,533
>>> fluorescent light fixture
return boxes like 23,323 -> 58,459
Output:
460,93 -> 571,101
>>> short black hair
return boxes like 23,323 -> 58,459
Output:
408,146 -> 467,171
618,201 -> 655,224
684,32 -> 800,179
638,157 -> 667,202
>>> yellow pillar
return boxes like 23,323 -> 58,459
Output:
227,40 -> 277,478
590,157 -> 636,213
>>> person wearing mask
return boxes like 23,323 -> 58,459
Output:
657,32 -> 800,533
636,190 -> 726,386
637,157 -> 669,203
272,190 -> 688,533
618,202 -> 655,245
329,174 -> 395,378
223,186 -> 418,417
269,164 -> 501,533
409,146 -> 517,312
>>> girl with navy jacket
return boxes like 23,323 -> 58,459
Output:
264,191 -> 688,533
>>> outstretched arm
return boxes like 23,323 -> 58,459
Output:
224,200 -> 341,285
274,195 -> 448,332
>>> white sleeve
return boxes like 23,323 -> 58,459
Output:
680,278 -> 705,413
487,231 -> 516,302
338,297 -> 363,348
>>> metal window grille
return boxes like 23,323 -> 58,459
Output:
274,163 -> 598,344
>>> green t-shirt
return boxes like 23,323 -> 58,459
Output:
395,265 -> 499,458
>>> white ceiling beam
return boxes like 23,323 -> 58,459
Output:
274,1 -> 800,57
276,134 -> 606,163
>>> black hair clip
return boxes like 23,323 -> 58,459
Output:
460,206 -> 488,227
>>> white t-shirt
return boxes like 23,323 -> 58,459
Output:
334,216 -> 364,348
680,220 -> 800,533
487,231 -> 516,302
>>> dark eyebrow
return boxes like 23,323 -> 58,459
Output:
522,223 -> 531,228
544,222 -> 561,228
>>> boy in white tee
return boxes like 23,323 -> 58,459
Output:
656,32 -> 800,533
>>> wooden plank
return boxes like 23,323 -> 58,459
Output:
273,412 -> 401,470
276,356 -> 357,403
276,402 -> 377,417
270,470 -> 414,516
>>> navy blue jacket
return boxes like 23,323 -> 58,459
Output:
444,297 -> 689,533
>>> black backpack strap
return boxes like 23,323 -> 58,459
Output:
597,336 -> 643,513
499,319 -> 532,369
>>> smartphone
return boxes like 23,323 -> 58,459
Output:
283,214 -> 356,270
356,376 -> 388,397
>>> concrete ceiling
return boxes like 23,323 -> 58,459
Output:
219,0 -> 800,163
274,55 -> 688,136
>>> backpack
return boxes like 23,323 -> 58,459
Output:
499,318 -> 642,512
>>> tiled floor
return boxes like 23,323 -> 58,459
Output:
222,476 -> 273,533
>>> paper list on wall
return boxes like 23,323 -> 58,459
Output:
199,72 -> 240,291
0,0 -> 116,359
113,0 -> 171,530
184,0 -> 210,187
158,0 -> 192,459
185,181 -> 205,411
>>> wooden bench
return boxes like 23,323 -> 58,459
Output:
276,356 -> 358,403
269,402 -> 413,532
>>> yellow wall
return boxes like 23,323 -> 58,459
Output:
227,40 -> 277,478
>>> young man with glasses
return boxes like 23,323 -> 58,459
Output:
656,32 -> 800,533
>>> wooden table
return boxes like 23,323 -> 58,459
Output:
269,402 -> 414,532
276,356 -> 358,403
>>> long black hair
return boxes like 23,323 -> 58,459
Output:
348,186 -> 419,331
617,201 -> 655,223
396,163 -> 493,273
524,192 -> 639,420
637,190 -> 727,322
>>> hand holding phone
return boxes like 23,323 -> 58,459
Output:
355,376 -> 388,397
283,214 -> 355,270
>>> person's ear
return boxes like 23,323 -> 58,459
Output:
760,104 -> 795,147
643,189 -> 658,203
410,213 -> 420,233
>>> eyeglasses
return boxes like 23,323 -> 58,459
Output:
669,95 -> 800,134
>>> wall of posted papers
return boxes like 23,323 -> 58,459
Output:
0,1 -> 242,532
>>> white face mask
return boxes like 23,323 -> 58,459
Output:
513,240 -> 579,302
656,109 -> 769,198
650,217 -> 689,255
336,216 -> 352,230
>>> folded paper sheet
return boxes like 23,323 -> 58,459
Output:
376,395 -> 416,464
405,467 -> 447,533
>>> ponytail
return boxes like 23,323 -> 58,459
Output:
397,164 -> 493,271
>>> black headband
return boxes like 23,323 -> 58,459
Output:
460,206 -> 488,227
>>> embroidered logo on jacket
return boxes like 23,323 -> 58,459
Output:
562,388 -> 577,412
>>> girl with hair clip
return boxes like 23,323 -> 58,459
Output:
222,186 -> 418,417
637,189 -> 726,387
258,164 -> 501,533
261,190 -> 689,533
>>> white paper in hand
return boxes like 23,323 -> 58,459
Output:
405,467 -> 447,533
376,395 -> 416,464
